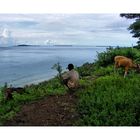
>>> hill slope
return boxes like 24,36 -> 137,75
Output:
1,46 -> 140,126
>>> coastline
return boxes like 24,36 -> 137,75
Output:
20,75 -> 56,87
5,73 -> 57,87
2,68 -> 69,87
0,46 -> 104,87
1,46 -> 140,126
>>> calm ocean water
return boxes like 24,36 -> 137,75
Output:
0,45 -> 106,87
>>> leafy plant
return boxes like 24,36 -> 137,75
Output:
51,62 -> 63,82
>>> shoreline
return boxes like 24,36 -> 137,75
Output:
0,69 -> 68,88
0,46 -> 106,88
1,46 -> 140,126
21,75 -> 56,87
2,74 -> 57,88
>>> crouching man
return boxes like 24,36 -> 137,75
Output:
62,63 -> 79,91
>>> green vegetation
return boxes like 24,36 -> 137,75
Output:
120,14 -> 140,45
0,78 -> 67,125
51,62 -> 63,81
76,47 -> 140,126
95,46 -> 140,67
1,46 -> 140,126
77,75 -> 140,126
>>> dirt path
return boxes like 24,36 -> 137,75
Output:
4,94 -> 79,126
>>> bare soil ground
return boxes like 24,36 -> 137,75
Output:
4,94 -> 79,126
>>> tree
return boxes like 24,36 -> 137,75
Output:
120,14 -> 140,19
120,14 -> 140,45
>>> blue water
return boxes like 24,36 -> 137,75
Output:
0,45 -> 106,87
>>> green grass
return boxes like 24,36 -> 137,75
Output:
75,46 -> 140,126
1,46 -> 140,126
76,75 -> 140,126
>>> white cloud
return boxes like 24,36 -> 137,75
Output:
1,28 -> 10,38
0,14 -> 137,46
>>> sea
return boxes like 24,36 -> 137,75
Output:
0,45 -> 107,87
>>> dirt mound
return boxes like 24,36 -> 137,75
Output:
4,94 -> 79,126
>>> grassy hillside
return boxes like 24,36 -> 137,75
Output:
76,46 -> 140,126
0,78 -> 67,125
1,46 -> 140,126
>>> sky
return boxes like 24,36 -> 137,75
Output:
0,14 -> 138,46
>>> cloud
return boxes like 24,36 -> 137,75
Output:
0,14 -> 137,46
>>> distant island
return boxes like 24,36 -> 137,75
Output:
14,44 -> 118,48
54,45 -> 73,47
17,44 -> 32,47
17,44 -> 73,47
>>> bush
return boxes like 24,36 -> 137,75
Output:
95,47 -> 139,67
77,75 -> 140,126
93,65 -> 114,76
77,62 -> 94,77
51,62 -> 63,81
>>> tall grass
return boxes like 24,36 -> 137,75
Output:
77,75 -> 140,126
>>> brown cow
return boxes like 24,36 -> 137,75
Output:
114,55 -> 140,78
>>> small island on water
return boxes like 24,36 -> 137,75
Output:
17,44 -> 32,47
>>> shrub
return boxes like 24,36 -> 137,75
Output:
95,47 -> 139,67
77,75 -> 140,126
77,62 -> 94,77
51,62 -> 63,81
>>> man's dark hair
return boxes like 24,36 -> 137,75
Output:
68,63 -> 74,70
